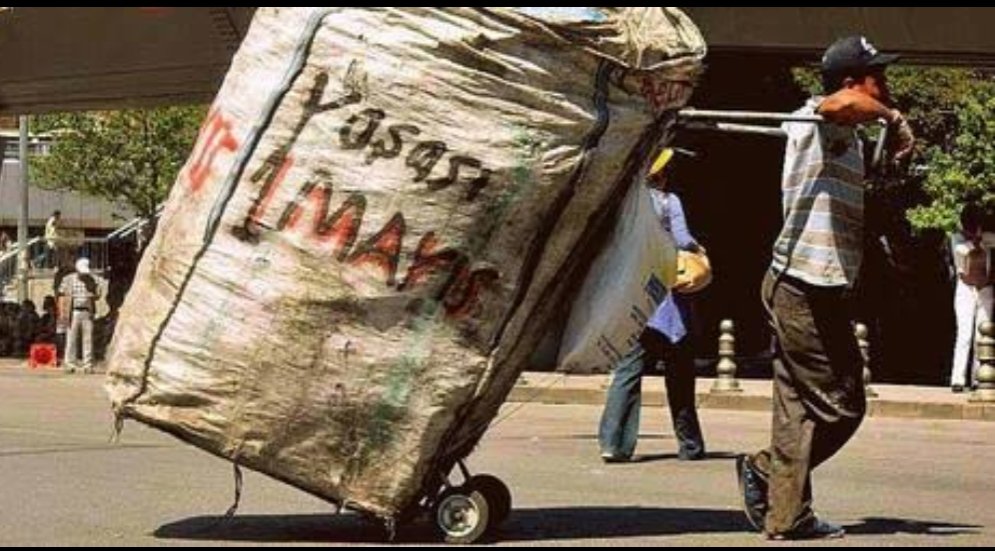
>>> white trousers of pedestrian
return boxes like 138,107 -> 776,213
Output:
65,310 -> 94,372
951,281 -> 993,387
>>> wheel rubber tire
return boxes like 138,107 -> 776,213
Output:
433,486 -> 491,544
467,474 -> 512,526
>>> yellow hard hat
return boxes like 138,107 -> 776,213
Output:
649,148 -> 675,177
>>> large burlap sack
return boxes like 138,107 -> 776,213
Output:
557,183 -> 678,374
106,7 -> 704,518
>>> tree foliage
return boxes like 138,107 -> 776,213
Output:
30,106 -> 206,218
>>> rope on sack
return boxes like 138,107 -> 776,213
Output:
109,411 -> 124,444
384,515 -> 398,543
223,462 -> 245,520
193,462 -> 245,535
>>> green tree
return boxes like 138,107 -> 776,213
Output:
907,82 -> 995,232
30,106 -> 206,218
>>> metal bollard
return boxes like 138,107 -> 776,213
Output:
711,319 -> 742,393
970,321 -> 995,403
855,323 -> 877,398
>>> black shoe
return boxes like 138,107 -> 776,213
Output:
735,454 -> 768,532
767,517 -> 845,540
952,384 -> 965,394
678,447 -> 706,461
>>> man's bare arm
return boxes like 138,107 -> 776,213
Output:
818,90 -> 915,160
817,89 -> 895,126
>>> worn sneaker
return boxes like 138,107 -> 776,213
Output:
678,448 -> 706,461
735,454 -> 768,532
600,452 -> 631,464
768,517 -> 845,540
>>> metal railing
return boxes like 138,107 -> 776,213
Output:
107,205 -> 163,242
0,236 -> 110,298
0,236 -> 41,293
1,205 -> 163,301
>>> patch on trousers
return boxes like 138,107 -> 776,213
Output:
815,375 -> 863,416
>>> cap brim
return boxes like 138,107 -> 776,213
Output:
868,52 -> 900,66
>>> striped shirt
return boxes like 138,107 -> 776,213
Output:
771,97 -> 865,288
59,273 -> 100,310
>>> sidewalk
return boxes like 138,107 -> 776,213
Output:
0,358 -> 105,377
5,358 -> 995,422
511,372 -> 995,422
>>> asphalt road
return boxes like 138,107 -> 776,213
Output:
1,370 -> 991,546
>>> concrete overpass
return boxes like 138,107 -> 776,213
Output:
0,7 -> 254,115
2,7 -> 995,116
682,7 -> 995,67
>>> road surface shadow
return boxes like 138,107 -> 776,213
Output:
156,512 -> 412,544
632,451 -> 739,463
844,517 -> 980,536
155,508 -> 980,544
155,507 -> 751,543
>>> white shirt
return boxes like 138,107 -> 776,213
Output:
952,231 -> 995,277
45,217 -> 61,244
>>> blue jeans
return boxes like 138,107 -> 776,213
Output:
598,330 -> 705,459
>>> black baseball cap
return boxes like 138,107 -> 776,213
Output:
821,36 -> 900,76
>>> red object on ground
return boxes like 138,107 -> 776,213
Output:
29,343 -> 58,370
